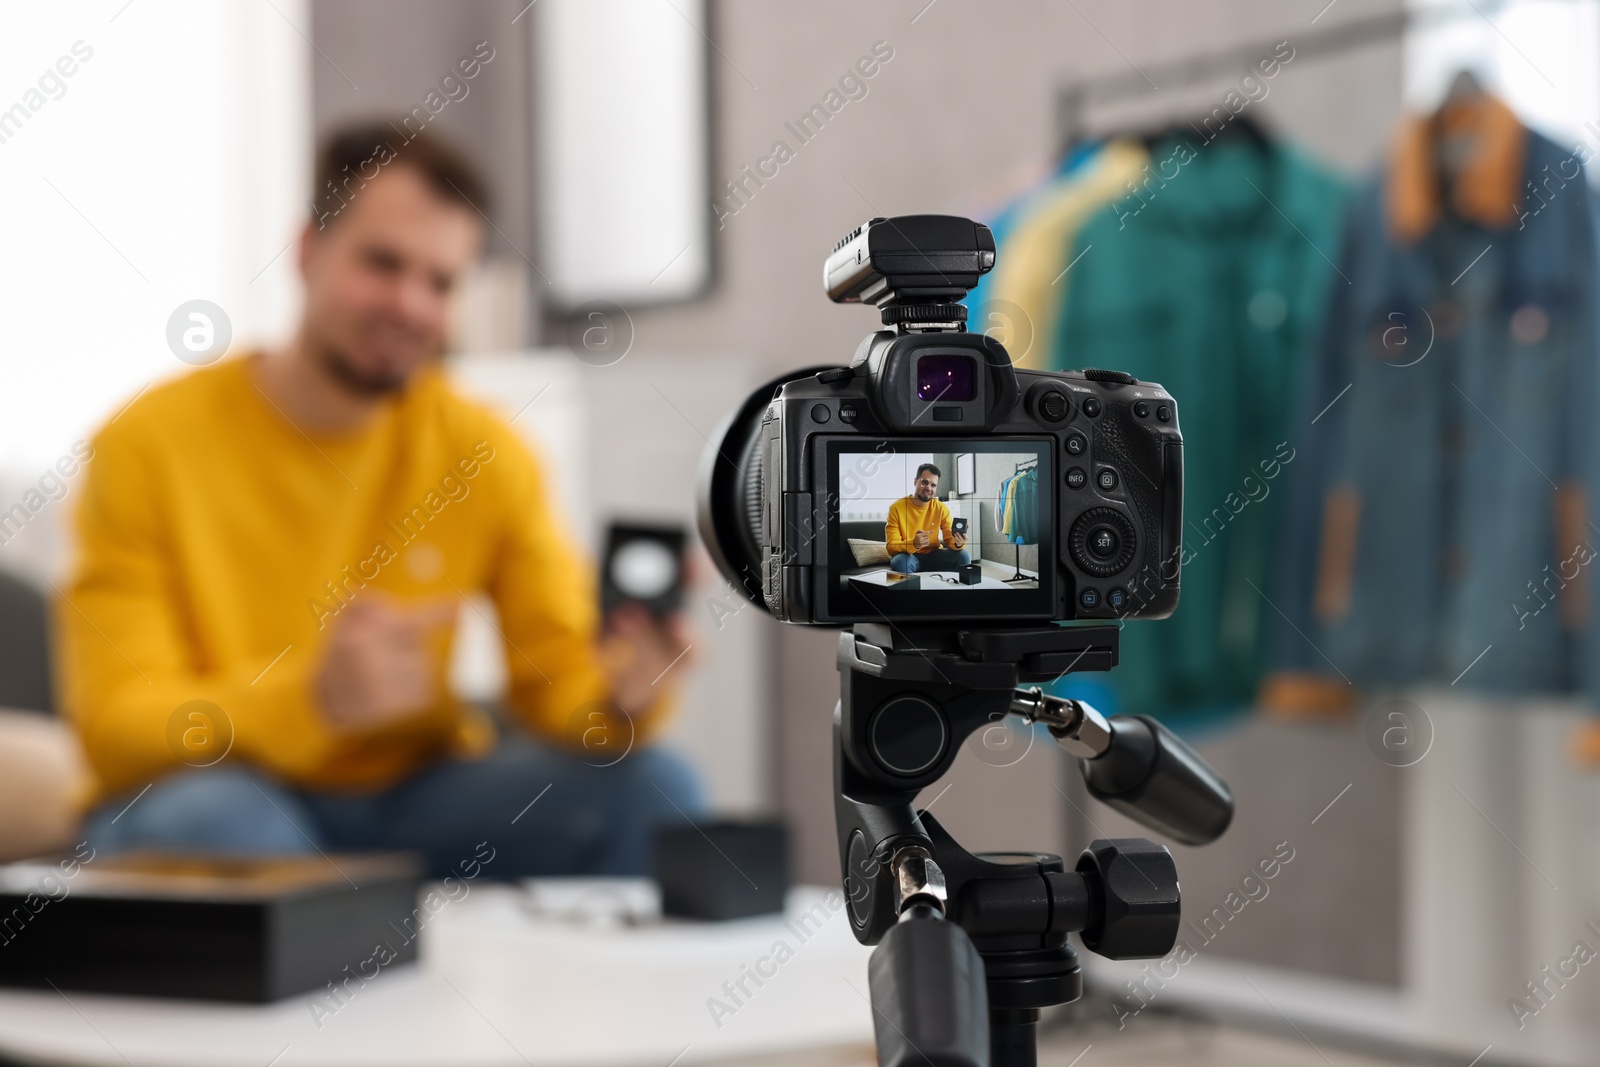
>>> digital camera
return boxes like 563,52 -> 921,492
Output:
699,214 -> 1184,626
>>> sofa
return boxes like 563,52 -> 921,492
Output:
837,520 -> 889,578
0,567 -> 84,863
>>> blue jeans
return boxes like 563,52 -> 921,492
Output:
82,737 -> 704,879
889,548 -> 971,573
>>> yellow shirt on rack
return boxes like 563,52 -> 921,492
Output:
983,140 -> 1149,369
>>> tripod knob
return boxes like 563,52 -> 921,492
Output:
1075,839 -> 1181,960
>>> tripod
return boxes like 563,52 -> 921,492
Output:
834,623 -> 1233,1067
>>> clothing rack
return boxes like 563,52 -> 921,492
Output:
1055,0 -> 1567,153
1005,460 -> 1038,583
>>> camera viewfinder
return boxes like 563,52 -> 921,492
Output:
916,355 -> 977,402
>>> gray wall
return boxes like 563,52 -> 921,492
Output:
311,0 -> 1407,985
310,0 -> 538,302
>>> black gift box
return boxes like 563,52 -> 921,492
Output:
655,820 -> 790,921
0,850 -> 422,1002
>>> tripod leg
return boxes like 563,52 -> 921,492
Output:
1007,541 -> 1026,582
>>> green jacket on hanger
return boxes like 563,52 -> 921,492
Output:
1051,132 -> 1346,719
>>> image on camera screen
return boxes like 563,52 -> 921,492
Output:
832,443 -> 1049,608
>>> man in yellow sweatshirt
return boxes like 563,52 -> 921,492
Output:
885,463 -> 970,574
59,124 -> 701,877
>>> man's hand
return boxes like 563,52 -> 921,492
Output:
913,529 -> 931,550
600,604 -> 694,716
951,531 -> 968,550
315,595 -> 458,731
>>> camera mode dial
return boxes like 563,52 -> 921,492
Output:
1069,508 -> 1137,578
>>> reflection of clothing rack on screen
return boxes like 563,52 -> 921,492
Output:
997,460 -> 1038,583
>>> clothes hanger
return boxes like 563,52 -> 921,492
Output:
1129,111 -> 1274,156
1434,68 -> 1490,196
1444,68 -> 1487,106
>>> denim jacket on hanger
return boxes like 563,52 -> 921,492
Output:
1270,127 -> 1600,704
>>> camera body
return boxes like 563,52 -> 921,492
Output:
700,214 -> 1184,628
757,329 -> 1183,625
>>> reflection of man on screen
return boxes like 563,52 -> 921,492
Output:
886,463 -> 971,573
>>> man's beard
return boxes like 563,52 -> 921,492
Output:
315,344 -> 412,398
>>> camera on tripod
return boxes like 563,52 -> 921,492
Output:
701,214 -> 1182,627
698,215 -> 1232,1067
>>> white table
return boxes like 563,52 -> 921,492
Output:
849,568 -> 1027,591
0,883 -> 873,1067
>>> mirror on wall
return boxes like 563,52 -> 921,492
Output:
533,0 -> 712,309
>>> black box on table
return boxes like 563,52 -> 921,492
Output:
655,820 -> 790,921
0,850 -> 422,1002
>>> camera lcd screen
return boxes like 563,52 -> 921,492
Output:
826,439 -> 1053,621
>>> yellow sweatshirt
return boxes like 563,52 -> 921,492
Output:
884,496 -> 955,556
58,356 -> 662,805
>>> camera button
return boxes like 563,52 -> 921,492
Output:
1133,401 -> 1151,418
1082,397 -> 1103,418
1039,390 -> 1071,422
1080,587 -> 1102,610
811,404 -> 831,424
1065,467 -> 1087,490
1106,587 -> 1129,611
1156,404 -> 1172,422
839,403 -> 858,424
1097,468 -> 1118,492
1064,432 -> 1087,456
1088,525 -> 1120,559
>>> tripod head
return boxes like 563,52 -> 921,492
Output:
835,623 -> 1232,1067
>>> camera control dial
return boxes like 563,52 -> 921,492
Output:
1082,368 -> 1137,384
1069,508 -> 1137,578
